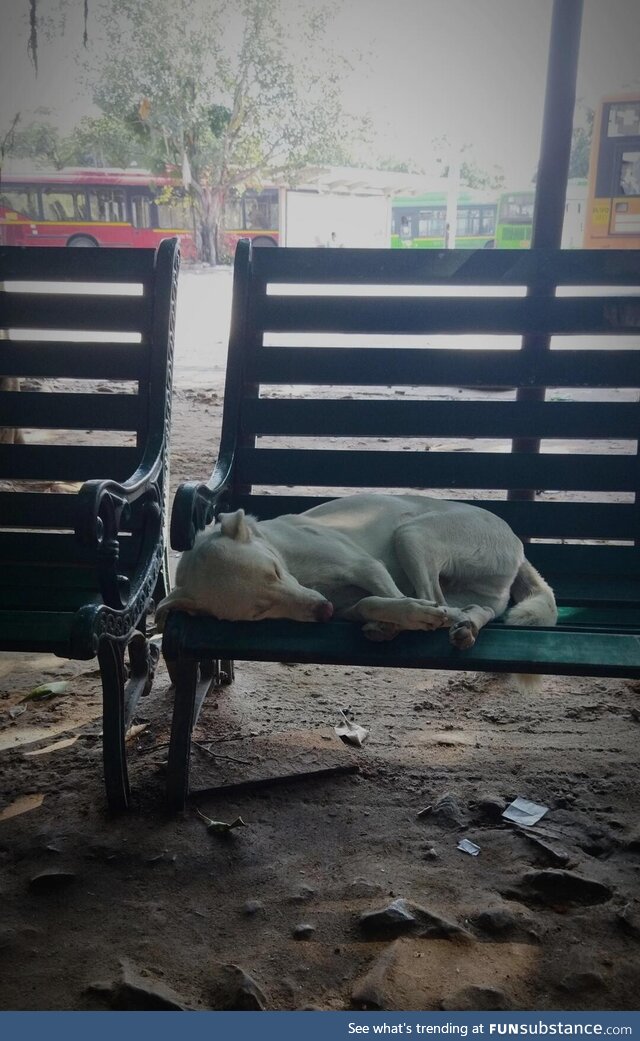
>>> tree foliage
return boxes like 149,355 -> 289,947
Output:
73,0 -> 364,261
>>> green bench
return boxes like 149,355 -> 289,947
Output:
162,239 -> 640,811
0,238 -> 179,812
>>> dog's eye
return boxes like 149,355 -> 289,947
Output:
273,566 -> 283,580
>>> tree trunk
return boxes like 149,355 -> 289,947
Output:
190,183 -> 227,265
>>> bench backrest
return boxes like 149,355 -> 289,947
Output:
0,241 -> 177,581
213,242 -> 640,599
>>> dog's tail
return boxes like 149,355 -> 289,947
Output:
504,559 -> 557,691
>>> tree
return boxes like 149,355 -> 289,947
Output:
3,114 -> 63,168
75,0 -> 364,262
568,106 -> 594,179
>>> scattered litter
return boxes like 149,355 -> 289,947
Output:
502,797 -> 549,827
24,736 -> 78,758
457,838 -> 481,856
0,793 -> 45,823
22,680 -> 69,703
8,704 -> 27,720
195,808 -> 247,834
335,710 -> 369,748
125,723 -> 149,743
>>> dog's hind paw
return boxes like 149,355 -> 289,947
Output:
449,619 -> 478,650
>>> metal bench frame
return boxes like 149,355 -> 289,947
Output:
0,238 -> 179,811
162,239 -> 640,811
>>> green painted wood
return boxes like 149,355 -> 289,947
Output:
236,447 -> 636,493
0,492 -> 80,529
0,444 -> 140,482
0,391 -> 141,431
258,294 -> 640,336
0,534 -> 142,568
251,246 -> 640,286
0,245 -> 155,282
3,293 -> 151,332
0,610 -> 75,654
234,495 -> 638,541
0,342 -> 146,380
162,615 -> 640,679
249,346 -> 640,389
241,398 -> 639,440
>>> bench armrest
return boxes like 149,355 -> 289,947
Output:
75,461 -> 165,611
169,464 -> 232,552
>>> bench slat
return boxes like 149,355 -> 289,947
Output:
259,294 -> 640,336
241,398 -> 640,440
0,391 -> 141,431
236,447 -> 637,493
3,293 -> 151,332
0,444 -> 140,482
162,615 -> 640,679
249,346 -> 640,388
234,495 -> 639,542
0,245 -> 156,282
252,246 -> 640,286
0,342 -> 146,380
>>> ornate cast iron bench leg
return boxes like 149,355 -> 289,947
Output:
99,628 -> 160,812
166,657 -> 218,811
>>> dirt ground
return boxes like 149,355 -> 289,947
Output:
1,384 -> 640,1013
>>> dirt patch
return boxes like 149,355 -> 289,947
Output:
1,387 -> 639,1012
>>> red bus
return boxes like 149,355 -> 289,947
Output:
220,187 -> 280,257
0,167 -> 197,259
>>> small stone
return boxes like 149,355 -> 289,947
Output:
473,797 -> 507,823
292,923 -> 316,940
243,899 -> 264,916
87,959 -> 186,1010
559,970 -> 605,994
615,905 -> 640,939
347,878 -> 383,898
441,984 -> 512,1011
359,898 -> 417,938
520,869 -> 613,906
209,963 -> 268,1011
359,898 -> 467,940
289,883 -> 315,903
431,793 -> 465,829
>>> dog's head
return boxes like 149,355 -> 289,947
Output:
155,509 -> 333,629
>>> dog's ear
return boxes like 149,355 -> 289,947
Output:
219,508 -> 252,543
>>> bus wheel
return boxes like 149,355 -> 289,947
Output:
251,236 -> 277,247
67,235 -> 99,247
483,239 -> 495,249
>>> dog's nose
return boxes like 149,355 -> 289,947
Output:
315,600 -> 334,622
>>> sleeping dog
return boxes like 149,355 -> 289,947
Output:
156,493 -> 557,649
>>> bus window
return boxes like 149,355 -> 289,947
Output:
419,208 -> 445,236
131,194 -> 152,228
0,187 -> 39,218
42,188 -> 88,221
87,188 -> 127,222
156,194 -> 192,229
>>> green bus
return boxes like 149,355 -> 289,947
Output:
390,188 -> 496,249
494,178 -> 588,248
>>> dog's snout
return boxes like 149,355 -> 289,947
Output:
315,600 -> 334,622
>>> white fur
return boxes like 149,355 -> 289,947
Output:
156,494 -> 557,653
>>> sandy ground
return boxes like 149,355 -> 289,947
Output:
1,270 -> 640,1012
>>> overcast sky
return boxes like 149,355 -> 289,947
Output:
1,0 -> 639,187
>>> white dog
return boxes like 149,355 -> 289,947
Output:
156,493 -> 557,649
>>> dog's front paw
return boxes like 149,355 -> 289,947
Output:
362,621 -> 401,642
449,619 -> 478,650
410,602 -> 450,630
